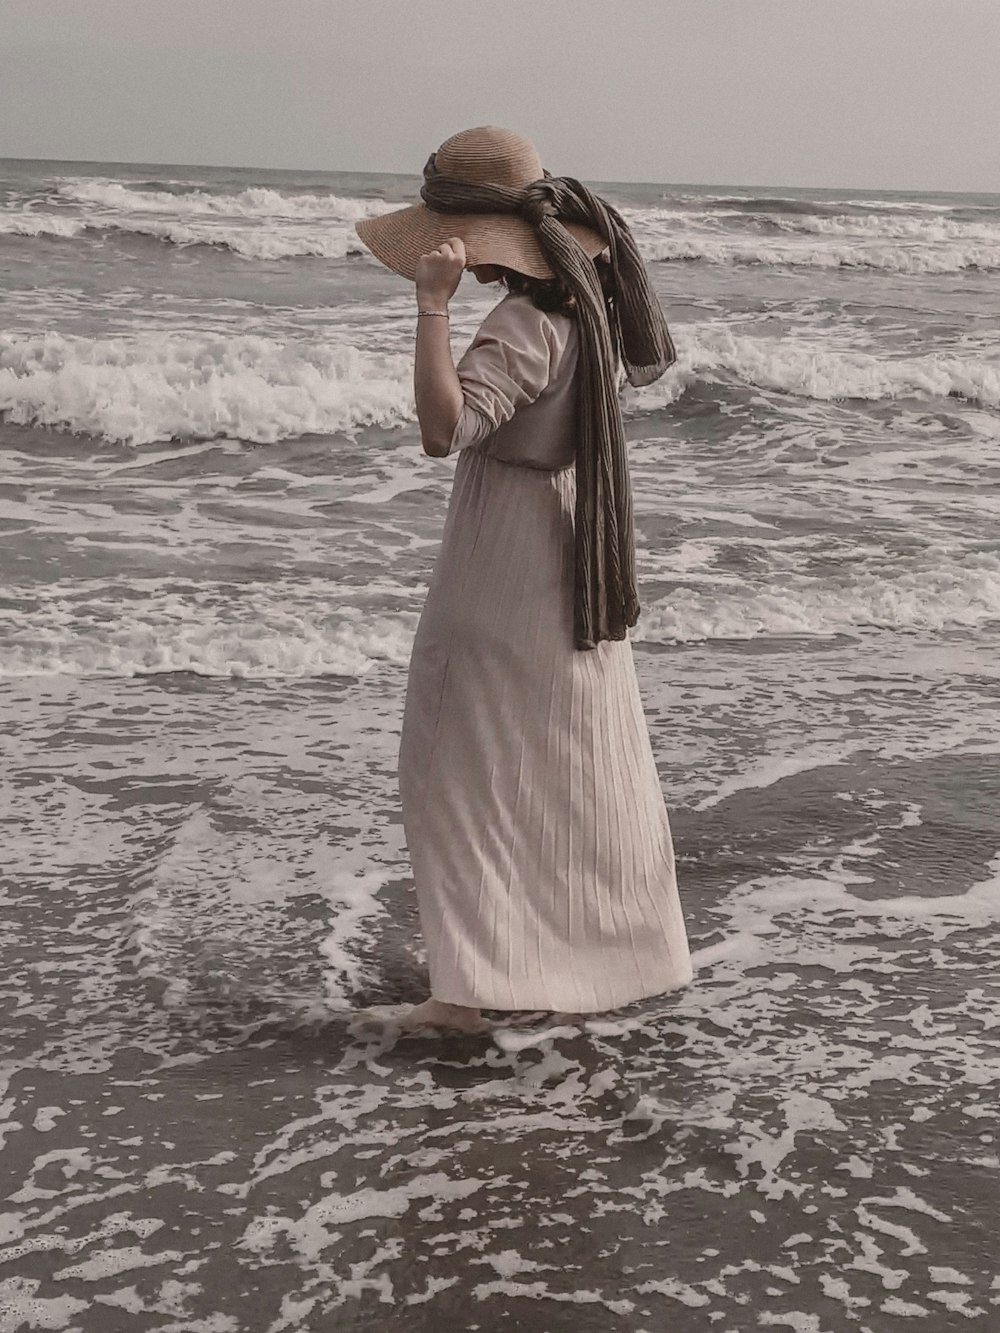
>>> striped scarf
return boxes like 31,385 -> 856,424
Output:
421,155 -> 677,650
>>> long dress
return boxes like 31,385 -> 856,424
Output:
397,291 -> 693,1012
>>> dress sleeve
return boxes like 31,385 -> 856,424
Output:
446,296 -> 560,455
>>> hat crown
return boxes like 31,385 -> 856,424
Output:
435,125 -> 543,190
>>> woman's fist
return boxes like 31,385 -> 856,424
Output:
415,236 -> 466,307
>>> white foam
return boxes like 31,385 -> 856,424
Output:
0,589 -> 418,680
14,176 -> 1000,275
99,216 -> 366,260
4,315 -> 995,449
0,209 -> 367,260
0,330 -> 413,445
4,552 -> 999,681
240,1174 -> 485,1262
127,770 -> 411,1012
635,554 -> 1000,643
638,324 -> 1000,410
316,864 -> 394,1005
11,170 -> 1000,278
52,1244 -> 183,1281
929,1267 -> 973,1285
469,1280 -> 635,1315
644,233 -> 1000,273
55,177 -> 396,222
627,202 -> 1000,273
11,176 -> 396,262
717,854 -> 1000,954
925,1292 -> 986,1317
660,192 -> 961,214
0,213 -> 88,240
881,1298 -> 932,1316
491,1024 -> 584,1053
31,1107 -> 65,1133
693,747 -> 865,811
780,210 -> 1000,244
0,1281 -> 89,1329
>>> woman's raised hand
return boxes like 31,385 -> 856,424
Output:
415,237 -> 467,310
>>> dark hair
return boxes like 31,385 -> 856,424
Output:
493,252 -> 616,320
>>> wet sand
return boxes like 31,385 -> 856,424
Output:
3,649 -> 999,1330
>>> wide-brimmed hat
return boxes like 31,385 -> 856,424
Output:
354,125 -> 609,281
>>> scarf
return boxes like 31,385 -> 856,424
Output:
420,155 -> 677,650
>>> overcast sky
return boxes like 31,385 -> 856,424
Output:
1,0 -> 997,192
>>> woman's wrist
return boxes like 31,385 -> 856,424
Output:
415,289 -> 449,315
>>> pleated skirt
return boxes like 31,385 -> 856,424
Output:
397,446 -> 693,1012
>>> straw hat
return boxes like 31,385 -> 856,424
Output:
354,126 -> 609,281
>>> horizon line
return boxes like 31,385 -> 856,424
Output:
0,152 -> 994,200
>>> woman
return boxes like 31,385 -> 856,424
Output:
355,126 -> 693,1033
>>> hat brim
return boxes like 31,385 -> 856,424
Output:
355,202 -> 608,281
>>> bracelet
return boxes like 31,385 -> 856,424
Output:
417,309 -> 449,318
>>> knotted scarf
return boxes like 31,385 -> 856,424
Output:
421,154 -> 677,651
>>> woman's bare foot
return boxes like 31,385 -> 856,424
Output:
399,998 -> 490,1034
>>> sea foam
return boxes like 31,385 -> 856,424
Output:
0,210 -> 368,260
640,233 -> 1000,273
0,331 -> 413,445
8,177 -> 999,271
3,322 -> 996,447
636,554 -> 1000,644
636,324 -> 1000,410
54,178 -> 396,221
0,590 -> 419,680
4,556 -> 998,679
0,213 -> 89,240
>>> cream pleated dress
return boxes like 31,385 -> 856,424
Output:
398,291 -> 693,1013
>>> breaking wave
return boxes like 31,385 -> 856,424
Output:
3,557 -> 998,679
0,210 -> 368,260
5,175 -> 998,271
637,556 -> 1000,644
0,331 -> 413,444
641,233 -> 1000,273
3,324 -> 996,447
54,177 -> 395,221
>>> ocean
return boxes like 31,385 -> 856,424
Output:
2,157 -> 999,1329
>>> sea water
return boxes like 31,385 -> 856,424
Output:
1,158 -> 999,1327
